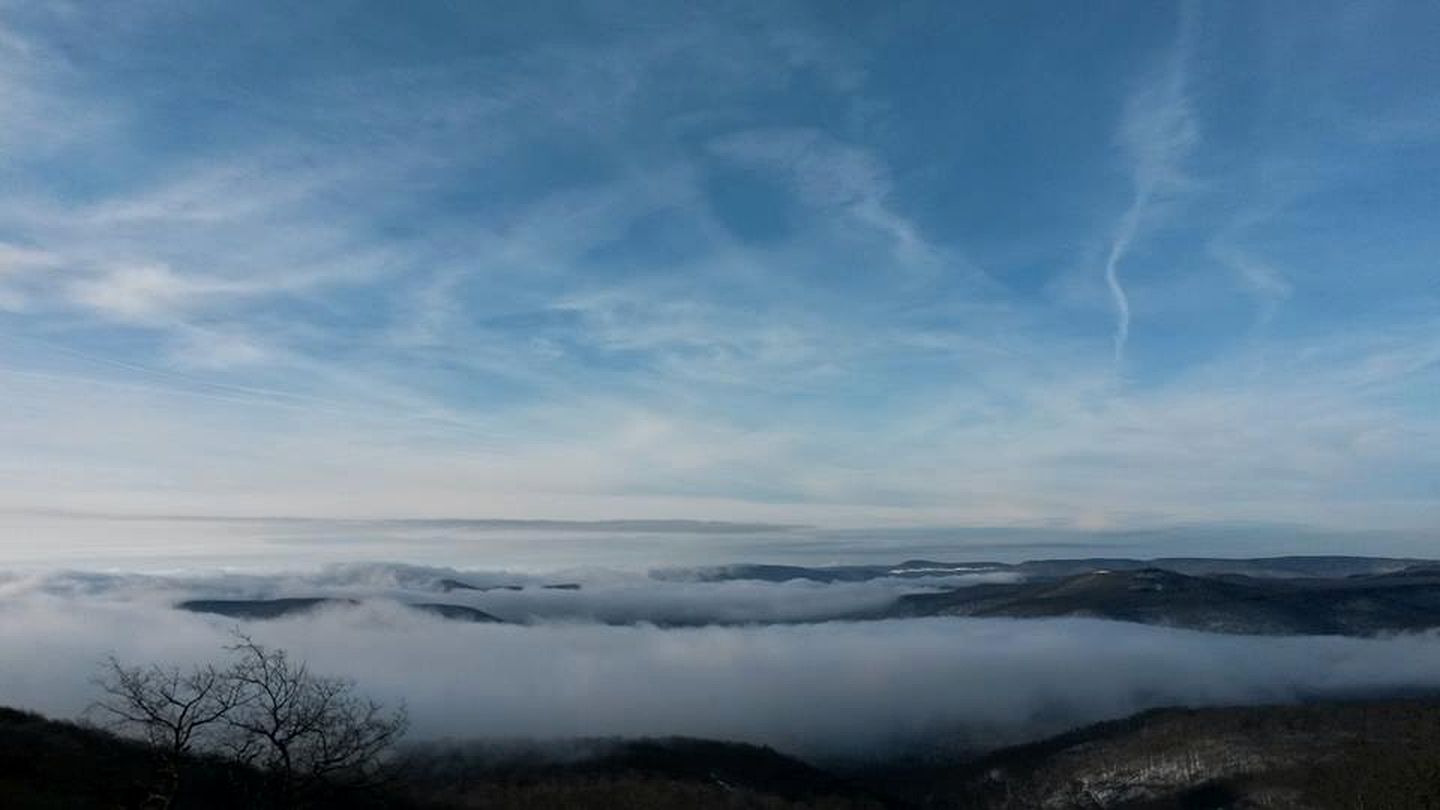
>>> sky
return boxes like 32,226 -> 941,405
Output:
1,0 -> 1438,544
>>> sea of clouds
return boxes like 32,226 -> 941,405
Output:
4,563 -> 1440,760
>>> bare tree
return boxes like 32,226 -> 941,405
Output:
90,657 -> 244,809
220,633 -> 407,806
92,635 -> 405,809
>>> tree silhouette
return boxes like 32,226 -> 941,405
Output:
220,633 -> 406,806
92,634 -> 405,809
91,657 -> 244,809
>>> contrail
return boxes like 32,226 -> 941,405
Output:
1103,195 -> 1145,365
1105,4 -> 1197,367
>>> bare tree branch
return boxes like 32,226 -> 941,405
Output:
92,634 -> 405,809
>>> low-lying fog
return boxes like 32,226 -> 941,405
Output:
1,562 -> 1015,625
5,563 -> 1440,760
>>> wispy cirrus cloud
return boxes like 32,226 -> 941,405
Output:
1102,4 -> 1200,367
0,0 -> 1435,546
709,127 -> 947,274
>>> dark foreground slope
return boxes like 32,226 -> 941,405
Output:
867,698 -> 1440,809
0,705 -> 402,810
0,706 -> 879,810
10,697 -> 1440,809
397,738 -> 885,809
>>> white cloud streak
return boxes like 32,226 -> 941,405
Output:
1103,6 -> 1200,366
708,128 -> 949,275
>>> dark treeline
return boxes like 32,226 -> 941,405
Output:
7,637 -> 878,809
0,704 -> 878,809
5,639 -> 1440,809
11,695 -> 1440,808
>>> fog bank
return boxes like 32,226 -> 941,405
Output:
6,572 -> 1440,758
0,563 -> 1009,625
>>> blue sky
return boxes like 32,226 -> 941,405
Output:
0,1 -> 1436,532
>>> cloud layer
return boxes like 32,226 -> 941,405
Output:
0,563 -> 1010,626
0,2 -> 1437,536
6,566 -> 1440,760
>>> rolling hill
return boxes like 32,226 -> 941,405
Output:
177,598 -> 503,623
877,566 -> 1440,634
